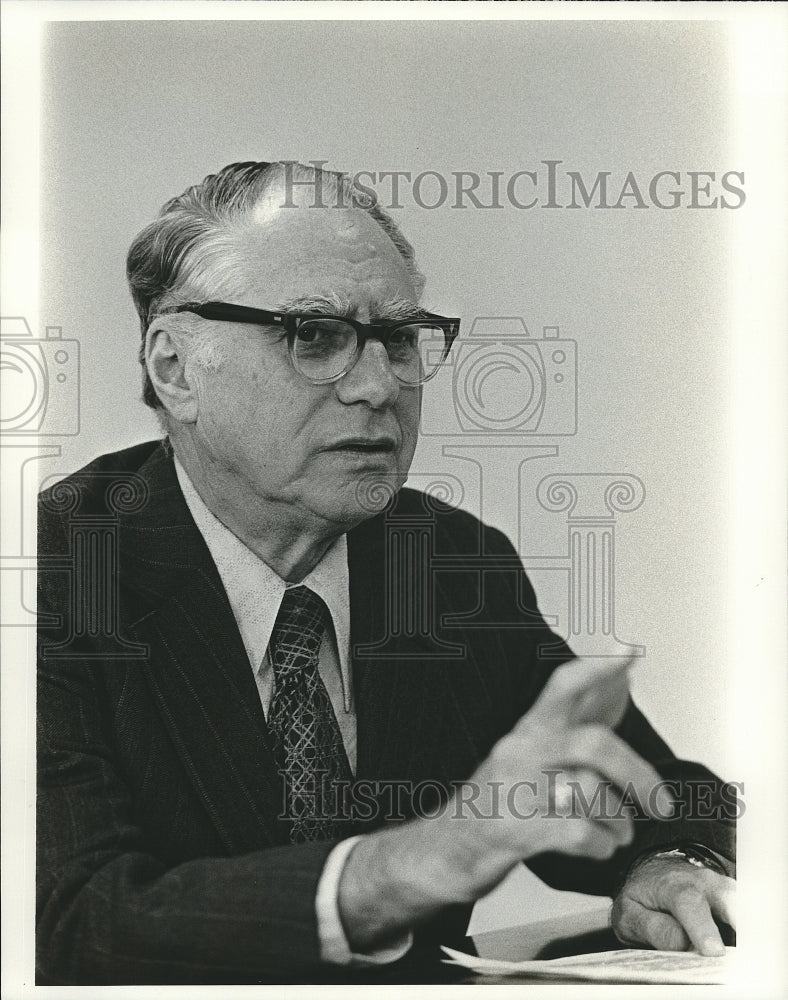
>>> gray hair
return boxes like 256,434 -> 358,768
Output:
127,160 -> 426,410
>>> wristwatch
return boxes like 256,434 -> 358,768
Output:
639,843 -> 730,877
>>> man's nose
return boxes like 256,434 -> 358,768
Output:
335,339 -> 400,409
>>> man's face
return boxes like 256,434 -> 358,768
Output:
182,184 -> 422,535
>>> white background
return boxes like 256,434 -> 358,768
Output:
2,2 -> 786,993
41,17 -> 741,775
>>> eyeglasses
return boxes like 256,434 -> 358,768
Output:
158,301 -> 460,386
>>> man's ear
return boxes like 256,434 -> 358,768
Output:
145,321 -> 199,424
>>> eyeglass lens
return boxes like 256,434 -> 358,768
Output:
292,319 -> 448,385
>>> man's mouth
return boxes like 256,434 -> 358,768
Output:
328,437 -> 397,454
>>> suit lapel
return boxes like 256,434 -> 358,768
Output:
120,446 -> 290,852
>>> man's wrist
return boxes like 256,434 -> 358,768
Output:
317,837 -> 413,966
436,802 -> 519,901
336,810 -> 515,953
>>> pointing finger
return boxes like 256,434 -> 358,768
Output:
530,655 -> 634,729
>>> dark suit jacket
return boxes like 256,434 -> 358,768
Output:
37,441 -> 735,984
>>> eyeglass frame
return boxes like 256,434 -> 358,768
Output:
154,300 -> 460,386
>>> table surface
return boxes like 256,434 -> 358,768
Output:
469,904 -> 616,962
456,905 -> 622,984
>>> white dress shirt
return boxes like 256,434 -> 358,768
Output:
174,460 -> 411,966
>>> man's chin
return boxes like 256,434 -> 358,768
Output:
318,471 -> 406,528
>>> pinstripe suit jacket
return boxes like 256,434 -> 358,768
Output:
36,440 -> 735,984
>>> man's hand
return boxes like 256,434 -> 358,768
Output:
447,654 -> 673,892
612,855 -> 736,956
338,655 -> 674,951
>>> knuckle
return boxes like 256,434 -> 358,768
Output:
701,865 -> 728,887
694,867 -> 716,889
611,905 -> 639,944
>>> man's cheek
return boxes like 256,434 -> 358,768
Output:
399,398 -> 421,439
401,421 -> 420,470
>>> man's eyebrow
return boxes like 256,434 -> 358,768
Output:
275,295 -> 431,322
276,294 -> 354,317
370,298 -> 431,322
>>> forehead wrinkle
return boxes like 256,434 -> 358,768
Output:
236,209 -> 413,285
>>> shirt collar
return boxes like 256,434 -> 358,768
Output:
174,458 -> 352,712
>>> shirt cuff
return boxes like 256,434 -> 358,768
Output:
315,835 -> 414,966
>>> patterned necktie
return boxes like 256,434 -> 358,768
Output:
267,585 -> 352,842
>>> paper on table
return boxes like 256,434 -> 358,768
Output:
441,945 -> 733,984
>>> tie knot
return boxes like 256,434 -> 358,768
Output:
270,586 -> 327,677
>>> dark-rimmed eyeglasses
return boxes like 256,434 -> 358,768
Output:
156,301 -> 460,386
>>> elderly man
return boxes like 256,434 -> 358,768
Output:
37,160 -> 735,985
